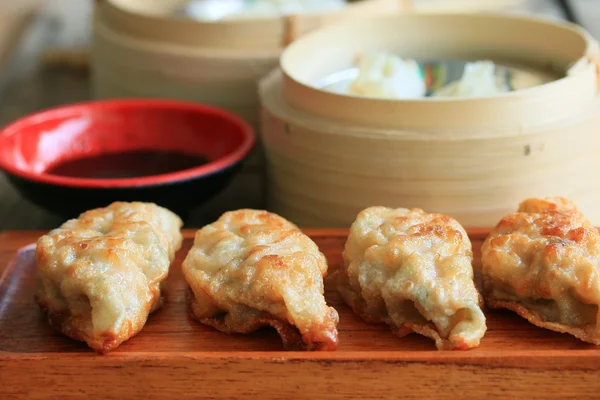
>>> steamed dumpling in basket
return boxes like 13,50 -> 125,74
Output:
346,52 -> 427,99
433,60 -> 510,98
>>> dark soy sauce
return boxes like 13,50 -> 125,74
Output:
46,150 -> 210,179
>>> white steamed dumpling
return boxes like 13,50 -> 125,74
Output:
345,52 -> 427,99
433,61 -> 510,98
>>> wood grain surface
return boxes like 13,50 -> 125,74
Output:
1,228 -> 600,399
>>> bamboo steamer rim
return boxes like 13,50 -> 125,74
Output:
260,68 -> 597,142
93,15 -> 281,59
97,0 -> 407,50
279,13 -> 600,132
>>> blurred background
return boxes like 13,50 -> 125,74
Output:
0,0 -> 598,230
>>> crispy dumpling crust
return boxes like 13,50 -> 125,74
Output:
481,197 -> 600,344
36,202 -> 183,353
182,209 -> 339,351
338,207 -> 486,350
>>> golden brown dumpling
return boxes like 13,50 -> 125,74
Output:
338,207 -> 486,350
481,197 -> 600,344
36,202 -> 183,353
182,209 -> 338,351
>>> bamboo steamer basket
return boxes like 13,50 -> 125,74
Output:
259,13 -> 600,227
90,0 -> 410,128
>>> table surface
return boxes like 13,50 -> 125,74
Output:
0,0 -> 597,231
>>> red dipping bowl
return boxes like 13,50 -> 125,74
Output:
0,99 -> 255,221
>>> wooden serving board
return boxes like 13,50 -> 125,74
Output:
1,228 -> 599,399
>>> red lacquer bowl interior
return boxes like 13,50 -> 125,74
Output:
0,99 -> 255,188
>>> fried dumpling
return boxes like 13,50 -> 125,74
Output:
338,206 -> 486,350
481,197 -> 600,344
36,202 -> 183,353
182,209 -> 339,351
